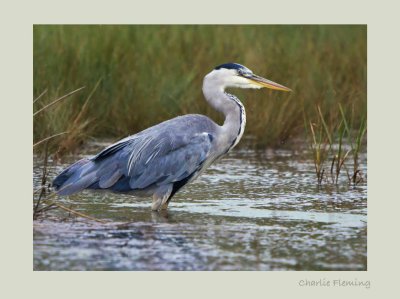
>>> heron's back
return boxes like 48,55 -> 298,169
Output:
134,114 -> 218,138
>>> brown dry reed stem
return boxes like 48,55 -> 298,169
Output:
334,121 -> 344,184
317,105 -> 332,147
33,141 -> 49,219
55,79 -> 101,157
33,86 -> 85,117
34,191 -> 108,224
331,119 -> 351,185
308,112 -> 331,186
33,187 -> 42,195
35,203 -> 57,214
303,108 -> 322,185
72,79 -> 101,127
44,199 -> 108,224
33,131 -> 69,148
33,89 -> 47,104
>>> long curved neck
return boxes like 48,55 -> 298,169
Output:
202,78 -> 246,152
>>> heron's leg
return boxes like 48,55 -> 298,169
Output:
160,200 -> 170,210
151,193 -> 171,211
151,195 -> 163,211
151,185 -> 173,211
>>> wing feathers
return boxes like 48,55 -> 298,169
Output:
53,115 -> 217,195
129,133 -> 212,189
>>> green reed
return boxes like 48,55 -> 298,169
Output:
304,105 -> 333,185
305,103 -> 366,186
339,104 -> 367,185
34,25 -> 366,155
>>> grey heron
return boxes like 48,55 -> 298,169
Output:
53,63 -> 291,211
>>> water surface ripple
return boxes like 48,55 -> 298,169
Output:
33,146 -> 367,271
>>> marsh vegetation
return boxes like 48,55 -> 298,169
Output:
33,26 -> 367,270
34,25 -> 366,152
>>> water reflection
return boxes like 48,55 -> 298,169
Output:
33,146 -> 367,271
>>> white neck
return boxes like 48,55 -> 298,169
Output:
202,76 -> 246,153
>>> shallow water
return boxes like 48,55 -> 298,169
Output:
33,144 -> 367,271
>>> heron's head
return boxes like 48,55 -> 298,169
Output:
205,62 -> 291,92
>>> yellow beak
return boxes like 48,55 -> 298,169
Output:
248,74 -> 292,92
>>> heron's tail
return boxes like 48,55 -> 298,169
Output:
52,158 -> 96,195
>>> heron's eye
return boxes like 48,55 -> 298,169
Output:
239,70 -> 252,78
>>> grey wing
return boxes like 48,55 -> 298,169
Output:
53,115 -> 216,196
90,131 -> 214,192
125,132 -> 213,189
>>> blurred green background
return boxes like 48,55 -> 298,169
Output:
33,25 -> 366,153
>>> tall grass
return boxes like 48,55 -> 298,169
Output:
304,105 -> 333,185
34,25 -> 366,153
339,104 -> 367,184
304,103 -> 366,186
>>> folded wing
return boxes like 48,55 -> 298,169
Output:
53,127 -> 214,195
